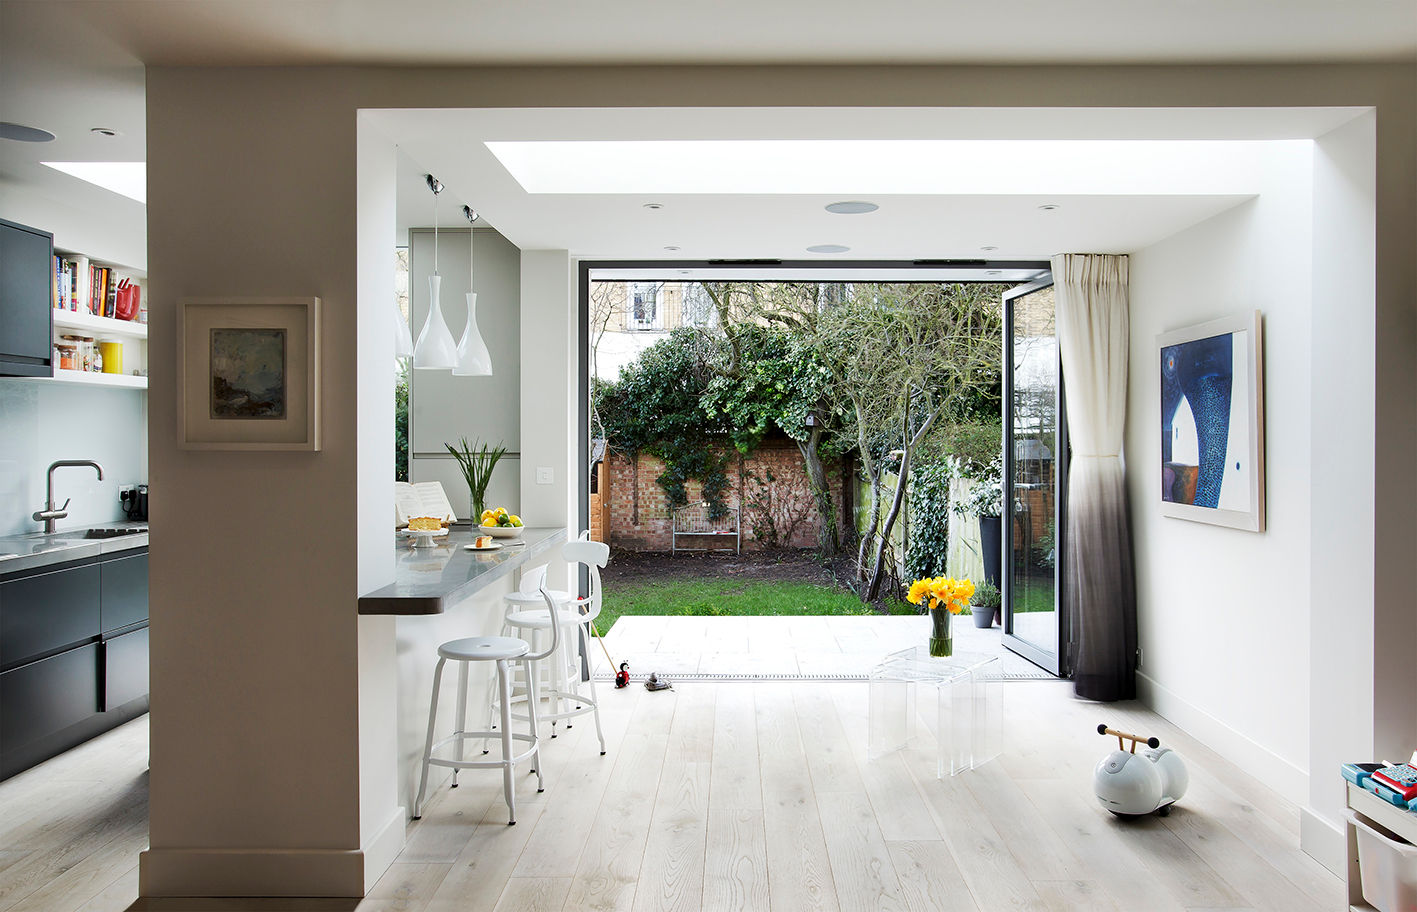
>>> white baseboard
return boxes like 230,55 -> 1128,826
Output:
362,806 -> 407,893
1300,807 -> 1346,876
1136,670 -> 1309,804
139,847 -> 364,897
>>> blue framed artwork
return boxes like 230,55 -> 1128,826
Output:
1157,311 -> 1265,532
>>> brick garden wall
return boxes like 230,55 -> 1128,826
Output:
603,445 -> 847,551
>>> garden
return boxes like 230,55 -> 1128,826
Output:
591,280 -> 1019,632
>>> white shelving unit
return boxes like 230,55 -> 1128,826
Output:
1347,781 -> 1417,911
48,249 -> 148,389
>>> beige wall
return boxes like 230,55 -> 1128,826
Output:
142,63 -> 1416,895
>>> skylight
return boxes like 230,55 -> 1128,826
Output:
40,161 -> 146,204
484,140 -> 1277,196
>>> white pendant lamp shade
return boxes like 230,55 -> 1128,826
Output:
393,296 -> 413,359
412,274 -> 457,369
452,292 -> 493,376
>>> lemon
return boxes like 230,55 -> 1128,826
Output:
510,514 -> 522,527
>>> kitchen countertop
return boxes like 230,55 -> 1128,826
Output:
357,526 -> 568,616
0,521 -> 150,576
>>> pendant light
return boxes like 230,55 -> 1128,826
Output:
452,205 -> 493,377
412,174 -> 457,370
393,288 -> 413,360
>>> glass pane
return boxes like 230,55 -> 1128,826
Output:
1010,285 -> 1058,659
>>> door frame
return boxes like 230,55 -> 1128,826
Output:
1001,275 -> 1069,676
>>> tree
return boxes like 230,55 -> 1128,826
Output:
695,282 -> 850,552
816,283 -> 1003,601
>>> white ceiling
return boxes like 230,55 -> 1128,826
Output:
3,0 -> 1415,68
0,0 -> 1404,265
380,105 -> 1359,261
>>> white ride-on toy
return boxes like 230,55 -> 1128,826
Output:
1093,723 -> 1189,817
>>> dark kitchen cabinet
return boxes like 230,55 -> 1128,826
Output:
100,553 -> 148,632
103,627 -> 149,710
0,218 -> 55,377
0,548 -> 148,780
0,644 -> 100,777
0,564 -> 100,667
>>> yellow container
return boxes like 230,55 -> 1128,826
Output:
98,341 -> 123,375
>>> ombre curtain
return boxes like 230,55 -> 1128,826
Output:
1052,254 -> 1136,702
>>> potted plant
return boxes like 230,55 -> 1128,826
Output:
906,575 -> 975,657
953,459 -> 1004,587
970,579 -> 1001,628
445,437 -> 507,521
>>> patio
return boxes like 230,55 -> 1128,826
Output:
592,613 -> 1056,681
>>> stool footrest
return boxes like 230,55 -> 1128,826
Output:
509,690 -> 598,724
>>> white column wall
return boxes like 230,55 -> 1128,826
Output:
1302,111 -> 1379,870
519,251 -> 576,589
355,116 -> 405,888
1128,141 -> 1316,803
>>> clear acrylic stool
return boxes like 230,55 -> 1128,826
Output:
868,647 -> 1003,778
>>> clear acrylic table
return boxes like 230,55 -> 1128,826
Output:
868,647 -> 1003,778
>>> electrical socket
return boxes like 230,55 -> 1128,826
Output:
535,467 -> 553,485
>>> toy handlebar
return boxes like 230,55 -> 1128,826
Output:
1098,723 -> 1161,753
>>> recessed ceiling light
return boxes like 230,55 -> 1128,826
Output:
986,270 -> 1002,276
1037,204 -> 1060,211
807,244 -> 850,254
643,202 -> 664,210
0,122 -> 56,143
90,127 -> 119,137
40,161 -> 146,203
980,245 -> 998,251
663,245 -> 681,251
678,269 -> 692,275
825,201 -> 878,215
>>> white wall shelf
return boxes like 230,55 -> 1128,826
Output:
53,310 -> 148,340
47,368 -> 148,389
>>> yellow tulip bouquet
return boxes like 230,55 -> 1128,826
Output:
906,575 -> 975,657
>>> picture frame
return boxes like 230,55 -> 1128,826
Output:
1157,310 -> 1264,532
178,297 -> 321,451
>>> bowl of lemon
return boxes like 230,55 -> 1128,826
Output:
477,507 -> 525,538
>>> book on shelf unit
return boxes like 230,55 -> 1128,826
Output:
50,251 -> 145,322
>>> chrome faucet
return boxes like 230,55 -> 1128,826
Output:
33,460 -> 104,533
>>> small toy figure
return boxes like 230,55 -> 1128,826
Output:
615,662 -> 631,689
1093,723 -> 1189,817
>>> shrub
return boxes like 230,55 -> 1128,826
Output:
905,461 -> 951,580
972,579 -> 1001,609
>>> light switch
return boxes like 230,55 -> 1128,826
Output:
535,467 -> 554,485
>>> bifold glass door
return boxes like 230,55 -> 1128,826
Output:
1002,279 -> 1067,676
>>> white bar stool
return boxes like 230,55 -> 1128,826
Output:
412,587 -> 561,826
488,564 -> 574,743
499,538 -> 609,754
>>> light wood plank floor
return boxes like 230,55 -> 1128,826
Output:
0,682 -> 1342,912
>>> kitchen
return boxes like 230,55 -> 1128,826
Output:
0,214 -> 152,782
0,150 -> 559,823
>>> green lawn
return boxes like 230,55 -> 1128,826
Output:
594,577 -> 915,634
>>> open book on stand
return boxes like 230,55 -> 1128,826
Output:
395,481 -> 457,527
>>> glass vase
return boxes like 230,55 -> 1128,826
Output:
929,608 -> 953,657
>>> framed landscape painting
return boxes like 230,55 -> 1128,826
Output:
1157,311 -> 1264,532
178,297 -> 321,451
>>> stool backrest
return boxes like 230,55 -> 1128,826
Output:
518,563 -> 549,596
562,538 -> 610,623
525,587 -> 562,661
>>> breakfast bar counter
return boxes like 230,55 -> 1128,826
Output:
358,526 -> 567,616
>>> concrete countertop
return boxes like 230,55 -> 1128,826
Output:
0,521 -> 150,577
357,526 -> 568,616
